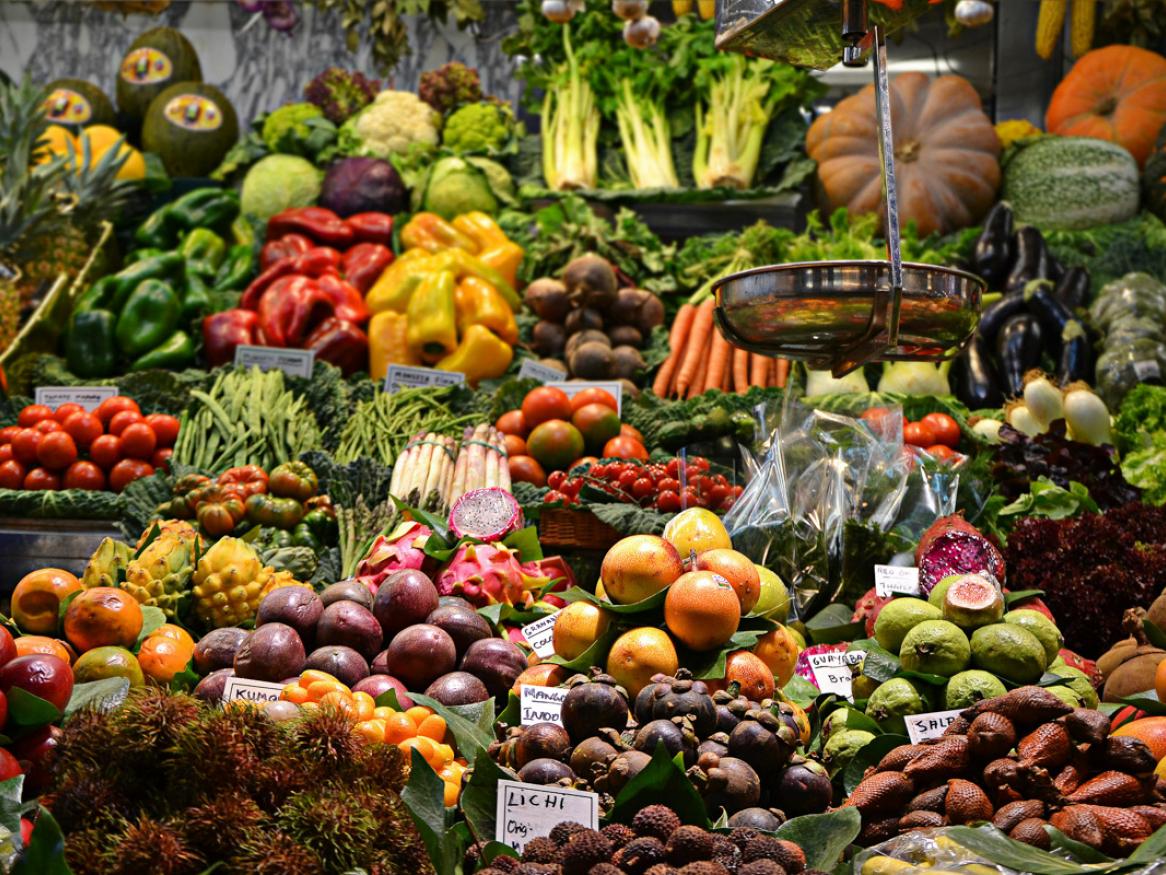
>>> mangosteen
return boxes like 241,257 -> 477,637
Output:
776,757 -> 833,815
319,580 -> 375,610
569,736 -> 618,778
425,671 -> 490,706
560,674 -> 630,744
727,807 -> 785,831
697,755 -> 761,815
517,758 -> 575,785
715,704 -> 741,734
633,719 -> 694,765
633,675 -> 667,723
426,604 -> 492,660
644,671 -> 717,738
728,713 -> 798,776
515,722 -> 571,768
600,750 -> 651,795
460,638 -> 527,699
697,735 -> 731,761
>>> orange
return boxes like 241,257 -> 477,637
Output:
1156,658 -> 1166,702
62,586 -> 143,652
721,650 -> 775,701
606,626 -> 679,697
138,635 -> 190,683
664,571 -> 740,651
552,601 -> 612,661
512,663 -> 570,695
1113,717 -> 1166,761
151,624 -> 195,655
11,568 -> 81,634
14,636 -> 76,665
695,549 -> 761,614
753,625 -> 800,687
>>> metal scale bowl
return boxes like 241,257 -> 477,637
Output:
712,0 -> 986,376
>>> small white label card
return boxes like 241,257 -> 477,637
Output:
221,677 -> 286,705
905,709 -> 964,743
519,610 -> 561,659
34,386 -> 117,411
807,650 -> 865,701
234,345 -> 316,379
384,364 -> 466,394
520,686 -> 569,727
546,381 -> 623,416
518,359 -> 569,383
495,779 -> 599,852
874,565 -> 922,598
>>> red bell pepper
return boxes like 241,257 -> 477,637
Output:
203,309 -> 259,367
241,248 -> 342,310
341,243 -> 393,296
260,233 -> 313,270
257,276 -> 335,348
266,206 -> 354,248
241,259 -> 296,310
345,212 -> 394,246
306,317 -> 369,375
292,247 -> 342,276
316,273 -> 370,324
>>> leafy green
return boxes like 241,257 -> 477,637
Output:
1115,383 -> 1166,453
607,746 -> 708,827
1122,437 -> 1166,506
773,809 -> 861,872
998,478 -> 1099,521
1045,212 -> 1166,297
0,487 -> 122,521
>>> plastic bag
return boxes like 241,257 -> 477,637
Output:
1089,272 -> 1166,334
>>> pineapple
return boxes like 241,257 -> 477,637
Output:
124,534 -> 194,620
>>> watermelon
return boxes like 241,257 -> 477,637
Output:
1003,136 -> 1140,230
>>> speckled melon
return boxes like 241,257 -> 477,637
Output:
142,81 -> 238,178
43,78 -> 116,131
115,26 -> 202,129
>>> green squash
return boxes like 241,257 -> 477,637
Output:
115,26 -> 202,131
142,81 -> 238,179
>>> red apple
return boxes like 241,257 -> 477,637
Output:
0,655 -> 73,712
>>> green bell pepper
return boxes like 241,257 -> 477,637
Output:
135,202 -> 184,250
213,243 -> 255,291
231,215 -> 256,248
115,278 -> 181,357
125,247 -> 167,266
171,188 -> 239,233
290,522 -> 321,551
302,507 -> 338,546
182,267 -> 213,320
75,275 -> 116,314
108,252 -> 185,313
66,310 -> 117,378
130,330 -> 195,371
178,228 -> 227,278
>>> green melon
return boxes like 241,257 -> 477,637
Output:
1003,137 -> 1140,231
115,26 -> 202,129
142,81 -> 238,178
43,78 -> 116,130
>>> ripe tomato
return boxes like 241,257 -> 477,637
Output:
495,409 -> 527,438
11,429 -> 41,465
52,403 -> 85,424
547,471 -> 567,491
23,468 -> 60,491
603,435 -> 649,461
118,423 -> 157,461
656,490 -> 682,513
108,459 -> 154,493
925,444 -> 956,462
569,387 -> 618,413
0,445 -> 10,464
620,423 -> 644,443
88,434 -> 121,470
0,460 -> 24,489
108,410 -> 144,437
521,387 -> 573,429
902,421 -> 937,448
506,455 -> 546,488
144,414 -> 180,448
34,419 -> 61,434
94,396 -> 141,426
62,412 -> 102,449
632,477 -> 654,499
36,431 -> 78,471
0,426 -> 18,446
921,412 -> 961,449
151,448 -> 172,471
17,405 -> 53,428
63,461 -> 105,491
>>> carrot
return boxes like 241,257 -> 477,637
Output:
749,353 -> 768,386
775,357 -> 790,388
651,304 -> 695,397
675,299 -> 715,396
705,330 -> 731,392
732,347 -> 749,394
653,351 -> 678,397
687,343 -> 710,399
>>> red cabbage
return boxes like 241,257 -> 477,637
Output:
319,157 -> 406,217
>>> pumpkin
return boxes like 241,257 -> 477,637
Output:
1045,44 -> 1166,168
805,72 -> 1000,237
1144,124 -> 1166,220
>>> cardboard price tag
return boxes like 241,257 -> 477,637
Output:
221,677 -> 286,705
520,686 -> 568,727
519,610 -> 560,659
546,381 -> 623,415
518,359 -> 568,383
34,386 -> 118,411
495,779 -> 599,852
807,650 -> 865,701
905,709 -> 964,743
874,565 -> 922,598
234,345 -> 316,379
384,365 -> 466,394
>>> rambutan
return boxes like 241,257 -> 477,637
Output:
104,815 -> 203,875
168,706 -> 281,802
48,774 -> 132,832
234,829 -> 325,875
183,791 -> 269,859
276,786 -> 380,871
350,738 -> 408,791
63,827 -> 112,875
287,706 -> 363,775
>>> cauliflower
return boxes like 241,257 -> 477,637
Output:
338,90 -> 441,160
441,102 -> 516,154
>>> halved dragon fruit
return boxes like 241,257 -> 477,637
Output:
914,512 -> 1005,594
355,521 -> 432,593
448,488 -> 524,543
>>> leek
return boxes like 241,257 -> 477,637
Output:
542,26 -> 600,191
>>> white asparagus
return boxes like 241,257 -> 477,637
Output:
498,429 -> 512,491
408,438 -> 435,504
440,437 -> 457,510
484,430 -> 498,489
466,423 -> 488,493
449,427 -> 471,505
420,433 -> 446,505
389,432 -> 422,498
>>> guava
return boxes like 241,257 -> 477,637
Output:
971,624 -> 1047,683
899,620 -> 971,678
942,574 -> 1005,630
873,597 -> 942,653
822,728 -> 876,775
944,669 -> 1007,709
865,678 -> 925,734
852,673 -> 879,700
1003,609 -> 1064,665
928,574 -> 961,609
1047,665 -> 1099,709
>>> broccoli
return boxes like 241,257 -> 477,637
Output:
441,101 -> 517,154
418,61 -> 483,115
259,103 -> 337,159
304,67 -> 381,124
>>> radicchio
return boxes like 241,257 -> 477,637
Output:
914,512 -> 1005,594
355,521 -> 432,593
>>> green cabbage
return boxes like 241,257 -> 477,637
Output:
240,154 -> 322,220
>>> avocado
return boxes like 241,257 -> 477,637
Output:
116,26 -> 202,130
141,81 -> 238,178
43,78 -> 116,130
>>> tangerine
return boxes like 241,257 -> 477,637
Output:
62,586 -> 143,652
11,568 -> 81,634
1114,716 -> 1166,761
695,549 -> 761,614
606,626 -> 679,697
552,601 -> 612,661
14,636 -> 75,665
151,623 -> 196,656
721,650 -> 775,701
138,636 -> 190,684
753,625 -> 800,687
664,570 -> 740,651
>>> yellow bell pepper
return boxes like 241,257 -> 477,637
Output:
437,323 -> 514,386
406,270 -> 459,363
400,213 -> 478,254
452,212 -> 510,250
368,310 -> 417,380
455,276 -> 519,346
428,248 -> 520,311
477,241 -> 524,291
365,249 -> 431,314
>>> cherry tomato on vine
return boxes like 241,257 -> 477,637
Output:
656,491 -> 682,513
903,421 -> 937,448
921,413 -> 961,449
547,471 -> 567,491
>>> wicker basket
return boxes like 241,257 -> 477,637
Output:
538,507 -> 621,551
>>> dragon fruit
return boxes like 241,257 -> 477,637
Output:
852,587 -> 893,637
794,642 -> 850,685
355,521 -> 432,593
436,542 -> 543,607
448,488 -> 524,542
915,512 -> 1006,594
